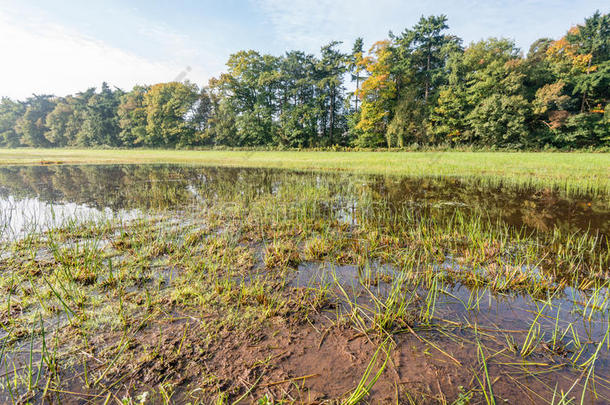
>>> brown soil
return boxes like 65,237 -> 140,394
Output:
47,308 -> 605,405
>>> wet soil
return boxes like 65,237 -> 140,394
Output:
45,307 -> 608,404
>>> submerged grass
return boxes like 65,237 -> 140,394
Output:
0,164 -> 609,403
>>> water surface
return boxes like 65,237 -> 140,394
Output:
1,164 -> 609,402
0,164 -> 607,242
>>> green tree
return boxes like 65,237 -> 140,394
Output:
118,86 -> 149,146
143,81 -> 199,147
393,15 -> 459,104
316,41 -> 347,145
349,38 -> 366,112
275,51 -> 318,147
1,11 -> 608,150
388,15 -> 461,144
432,38 -> 531,147
16,95 -> 56,147
0,98 -> 25,147
77,83 -> 123,146
46,98 -> 83,146
188,87 -> 215,145
468,94 -> 531,146
217,50 -> 279,146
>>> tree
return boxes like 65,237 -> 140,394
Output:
539,11 -> 610,147
566,12 -> 610,113
275,51 -> 318,147
429,49 -> 468,143
349,38 -> 366,112
143,81 -> 199,147
0,98 -> 25,147
46,98 -> 82,146
77,83 -> 123,147
431,38 -> 531,147
1,11 -> 608,150
118,86 -> 149,146
216,50 -> 278,146
468,94 -> 530,146
188,87 -> 215,145
16,95 -> 56,147
387,87 -> 427,147
385,15 -> 462,144
524,38 -> 555,94
355,41 -> 396,147
316,41 -> 348,145
393,15 -> 460,104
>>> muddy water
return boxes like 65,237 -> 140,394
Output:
0,164 -> 608,241
292,260 -> 610,402
292,260 -> 610,344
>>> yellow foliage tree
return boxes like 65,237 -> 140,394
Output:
547,28 -> 595,77
355,41 -> 397,146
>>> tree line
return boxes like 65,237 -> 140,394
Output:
1,11 -> 609,150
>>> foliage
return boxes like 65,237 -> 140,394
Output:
118,85 -> 149,146
15,95 -> 56,147
0,98 -> 25,147
355,40 -> 396,147
143,82 -> 199,147
1,11 -> 609,150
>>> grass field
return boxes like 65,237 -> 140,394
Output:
0,148 -> 608,196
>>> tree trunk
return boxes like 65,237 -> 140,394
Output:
581,57 -> 593,113
329,86 -> 335,144
425,49 -> 431,103
355,75 -> 360,112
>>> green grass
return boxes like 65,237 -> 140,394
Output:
0,148 -> 608,196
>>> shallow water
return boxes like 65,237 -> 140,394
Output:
0,195 -> 138,240
292,260 -> 609,341
0,163 -> 609,402
0,164 -> 608,242
291,259 -> 610,401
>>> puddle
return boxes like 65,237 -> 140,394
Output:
292,260 -> 610,370
289,261 -> 394,288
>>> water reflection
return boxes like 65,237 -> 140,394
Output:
0,195 -> 139,240
0,164 -> 607,241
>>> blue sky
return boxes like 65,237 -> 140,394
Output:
1,0 -> 608,99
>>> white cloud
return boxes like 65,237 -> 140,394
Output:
2,0 -> 607,99
253,0 -> 402,51
252,0 -> 610,54
0,5 -> 212,99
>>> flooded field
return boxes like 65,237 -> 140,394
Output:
0,164 -> 609,404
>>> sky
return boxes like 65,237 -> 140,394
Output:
1,0 -> 608,99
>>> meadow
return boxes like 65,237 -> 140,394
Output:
0,159 -> 608,403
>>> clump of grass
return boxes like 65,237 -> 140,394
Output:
183,228 -> 209,248
264,240 -> 301,269
343,339 -> 391,404
303,236 -> 333,260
